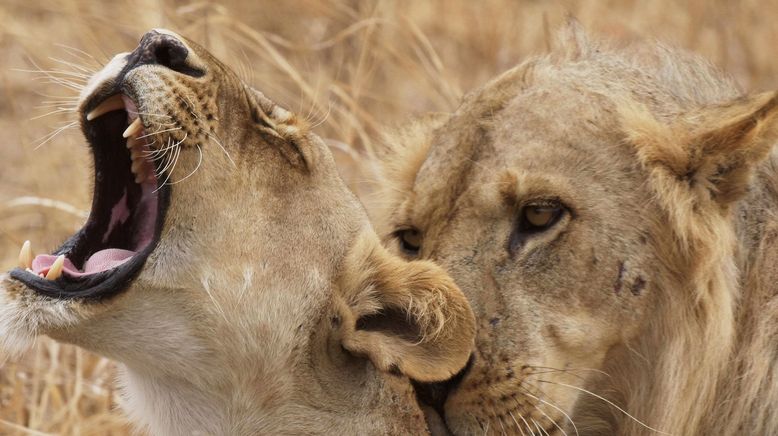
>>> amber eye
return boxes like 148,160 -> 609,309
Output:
524,206 -> 559,228
520,204 -> 563,232
509,202 -> 568,255
395,229 -> 422,255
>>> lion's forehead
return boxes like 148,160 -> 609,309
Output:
410,87 -> 642,231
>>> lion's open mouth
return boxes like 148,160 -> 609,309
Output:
10,92 -> 170,299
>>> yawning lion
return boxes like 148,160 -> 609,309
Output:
0,29 -> 475,435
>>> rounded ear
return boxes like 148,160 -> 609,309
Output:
335,230 -> 475,382
623,91 -> 778,207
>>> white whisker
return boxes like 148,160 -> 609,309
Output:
169,142 -> 203,186
520,388 -> 579,436
496,410 -> 507,434
48,61 -> 93,76
154,139 -> 178,191
30,108 -> 74,120
537,380 -> 672,435
39,78 -> 84,91
206,131 -> 236,167
145,142 -> 179,160
33,121 -> 78,149
38,98 -> 80,104
137,127 -> 181,140
518,412 -> 535,436
531,402 -> 566,436
531,418 -> 548,436
129,111 -> 172,119
157,139 -> 176,171
48,56 -> 96,74
508,411 -> 527,436
15,68 -> 90,80
53,43 -> 102,68
167,140 -> 184,174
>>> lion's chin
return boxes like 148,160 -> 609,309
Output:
10,89 -> 170,301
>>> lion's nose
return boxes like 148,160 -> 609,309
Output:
126,30 -> 202,77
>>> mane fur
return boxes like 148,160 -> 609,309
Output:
545,25 -> 778,435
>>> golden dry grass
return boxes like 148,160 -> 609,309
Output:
1,0 -> 777,434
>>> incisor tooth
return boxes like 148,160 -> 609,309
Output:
18,240 -> 32,269
86,95 -> 124,121
131,159 -> 142,174
46,255 -> 65,280
123,118 -> 143,138
126,135 -> 138,149
130,148 -> 141,160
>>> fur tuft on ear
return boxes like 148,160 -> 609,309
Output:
335,230 -> 475,382
623,91 -> 778,208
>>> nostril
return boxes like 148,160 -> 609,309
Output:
129,31 -> 204,77
153,41 -> 188,72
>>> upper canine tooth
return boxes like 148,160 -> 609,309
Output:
18,240 -> 32,269
123,118 -> 143,138
86,95 -> 125,121
46,255 -> 65,280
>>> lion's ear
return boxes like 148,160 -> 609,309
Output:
335,231 -> 475,382
554,15 -> 593,61
625,91 -> 778,207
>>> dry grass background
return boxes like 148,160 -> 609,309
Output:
1,0 -> 778,434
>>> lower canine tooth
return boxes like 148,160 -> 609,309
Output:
123,118 -> 143,138
19,240 -> 32,269
46,255 -> 65,280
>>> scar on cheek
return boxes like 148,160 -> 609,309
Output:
614,261 -> 626,294
614,261 -> 647,296
630,276 -> 646,295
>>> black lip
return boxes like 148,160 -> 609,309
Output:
9,86 -> 171,301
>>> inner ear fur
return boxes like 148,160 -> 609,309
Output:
335,230 -> 475,382
624,91 -> 778,207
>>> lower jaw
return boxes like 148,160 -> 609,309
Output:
9,91 -> 176,300
9,177 -> 171,301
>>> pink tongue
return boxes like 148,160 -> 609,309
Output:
32,249 -> 135,278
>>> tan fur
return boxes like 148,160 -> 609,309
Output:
374,22 -> 778,435
0,30 -> 475,435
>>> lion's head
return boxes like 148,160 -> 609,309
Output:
376,22 -> 778,435
0,30 -> 476,435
